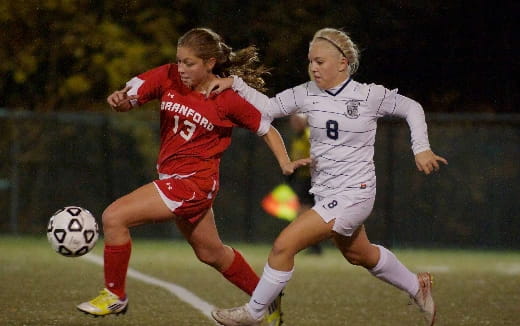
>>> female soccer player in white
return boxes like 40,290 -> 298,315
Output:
76,28 -> 304,326
209,28 -> 447,326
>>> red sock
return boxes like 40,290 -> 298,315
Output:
222,248 -> 259,296
104,241 -> 132,299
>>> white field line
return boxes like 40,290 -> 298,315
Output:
416,263 -> 520,275
496,263 -> 520,275
82,253 -> 218,324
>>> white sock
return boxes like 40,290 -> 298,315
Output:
369,245 -> 419,296
247,263 -> 293,319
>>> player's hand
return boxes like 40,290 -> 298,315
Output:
107,85 -> 138,112
280,158 -> 312,175
414,150 -> 448,175
205,77 -> 234,98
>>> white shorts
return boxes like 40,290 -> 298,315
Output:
312,194 -> 375,237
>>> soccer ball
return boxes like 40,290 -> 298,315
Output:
47,206 -> 99,257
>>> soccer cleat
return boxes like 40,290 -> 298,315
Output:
265,292 -> 284,326
411,272 -> 436,326
211,304 -> 263,326
76,288 -> 128,317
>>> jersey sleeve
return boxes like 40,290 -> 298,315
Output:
393,94 -> 431,154
231,76 -> 302,120
369,84 -> 431,154
273,85 -> 306,117
126,64 -> 178,107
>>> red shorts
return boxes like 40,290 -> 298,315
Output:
153,172 -> 219,223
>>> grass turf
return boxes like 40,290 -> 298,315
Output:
1,236 -> 519,325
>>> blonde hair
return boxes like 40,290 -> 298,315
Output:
178,28 -> 270,92
310,28 -> 360,75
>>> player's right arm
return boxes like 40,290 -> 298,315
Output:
107,64 -> 176,111
107,85 -> 138,112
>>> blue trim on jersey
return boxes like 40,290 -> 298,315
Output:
325,77 -> 352,96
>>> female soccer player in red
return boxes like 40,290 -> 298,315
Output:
76,28 -> 306,326
209,28 -> 447,326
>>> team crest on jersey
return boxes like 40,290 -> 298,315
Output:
344,100 -> 360,119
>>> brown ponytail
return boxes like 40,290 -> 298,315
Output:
178,28 -> 270,92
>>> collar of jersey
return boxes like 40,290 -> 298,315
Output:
324,77 -> 352,96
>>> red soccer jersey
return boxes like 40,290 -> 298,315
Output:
126,64 -> 269,177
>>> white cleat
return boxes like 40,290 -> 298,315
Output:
412,272 -> 436,325
211,304 -> 263,326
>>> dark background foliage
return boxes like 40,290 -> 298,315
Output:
1,1 -> 517,113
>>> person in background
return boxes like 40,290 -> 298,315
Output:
207,27 -> 447,326
76,27 -> 309,326
288,114 -> 322,255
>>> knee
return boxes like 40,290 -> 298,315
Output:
193,246 -> 222,267
270,237 -> 296,259
343,250 -> 365,266
342,245 -> 379,268
101,203 -> 125,231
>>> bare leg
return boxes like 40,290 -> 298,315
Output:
176,209 -> 260,295
245,209 -> 334,318
89,182 -> 175,299
175,208 -> 234,271
334,225 -> 435,324
332,225 -> 380,268
334,225 -> 419,296
268,209 -> 334,271
102,182 -> 175,245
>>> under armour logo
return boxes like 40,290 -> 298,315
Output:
167,92 -> 175,99
166,182 -> 172,190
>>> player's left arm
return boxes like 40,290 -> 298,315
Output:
390,93 -> 448,175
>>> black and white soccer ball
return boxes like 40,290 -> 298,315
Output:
47,206 -> 99,257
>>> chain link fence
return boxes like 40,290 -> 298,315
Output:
1,109 -> 518,248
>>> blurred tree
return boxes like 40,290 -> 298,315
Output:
0,0 -> 183,111
181,0 -> 517,112
0,1 -> 516,112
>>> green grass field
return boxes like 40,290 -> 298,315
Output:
1,236 -> 519,326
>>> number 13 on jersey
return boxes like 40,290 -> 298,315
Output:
172,115 -> 196,141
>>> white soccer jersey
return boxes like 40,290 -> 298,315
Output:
232,77 -> 431,198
